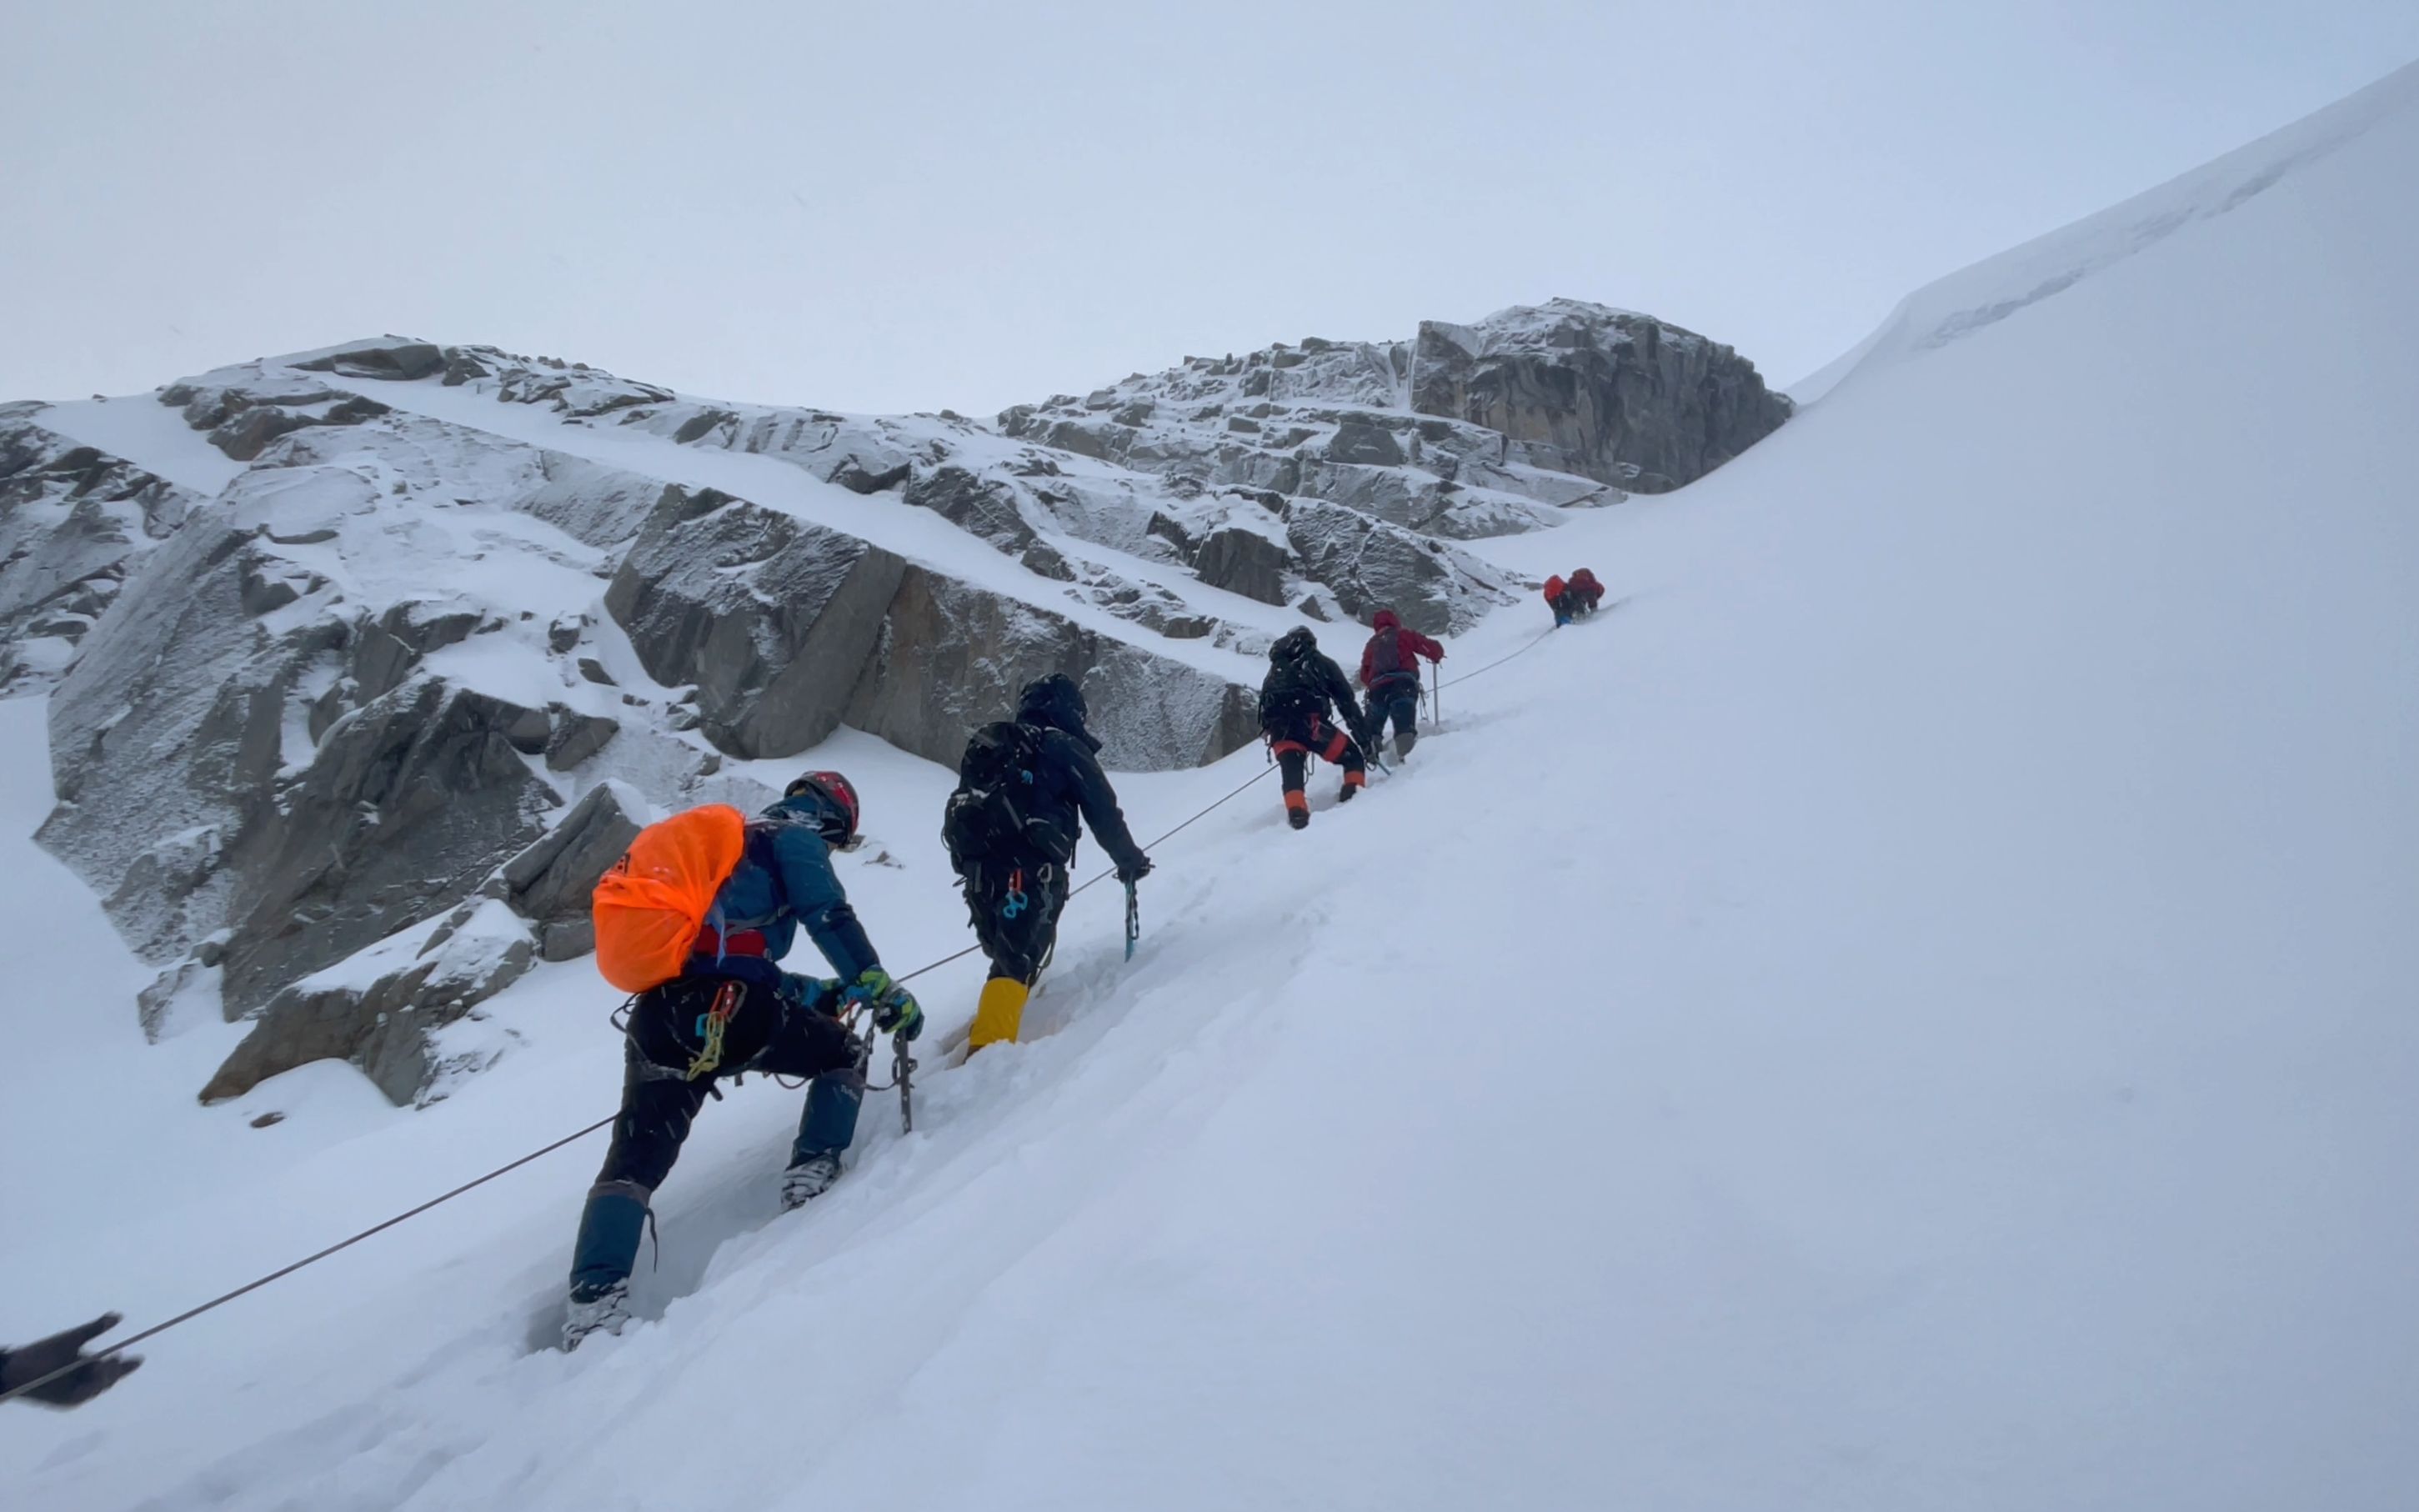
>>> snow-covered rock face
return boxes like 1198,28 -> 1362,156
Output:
1410,299 -> 1794,492
0,406 -> 199,693
6,301 -> 1787,1104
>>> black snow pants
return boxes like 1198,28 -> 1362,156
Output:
593,974 -> 867,1194
960,856 -> 1072,984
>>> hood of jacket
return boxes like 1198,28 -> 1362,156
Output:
1017,673 -> 1104,751
1370,608 -> 1402,633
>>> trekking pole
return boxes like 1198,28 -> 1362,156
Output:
1428,660 -> 1440,729
893,1032 -> 916,1134
1124,880 -> 1139,962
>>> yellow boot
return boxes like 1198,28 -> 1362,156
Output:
967,976 -> 1031,1051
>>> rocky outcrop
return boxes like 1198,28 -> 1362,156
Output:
501,782 -> 644,962
1284,501 -> 1517,636
200,896 -> 537,1107
212,677 -> 563,1016
0,410 -> 199,691
292,336 -> 447,383
1191,523 -> 1293,606
844,568 -> 1260,771
605,486 -> 908,760
1410,298 -> 1790,492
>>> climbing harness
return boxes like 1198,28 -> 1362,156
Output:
683,980 -> 745,1080
1000,867 -> 1029,920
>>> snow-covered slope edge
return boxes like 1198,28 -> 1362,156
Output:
1790,58 -> 2419,403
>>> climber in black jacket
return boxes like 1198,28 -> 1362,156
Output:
1258,627 -> 1374,830
944,673 -> 1152,1049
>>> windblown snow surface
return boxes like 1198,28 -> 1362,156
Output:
5,64 -> 2417,1511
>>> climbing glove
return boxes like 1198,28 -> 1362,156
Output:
853,967 -> 924,1041
1116,854 -> 1153,885
0,1314 -> 142,1408
780,972 -> 843,1013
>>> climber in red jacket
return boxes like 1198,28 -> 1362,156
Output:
1545,568 -> 1606,626
1358,608 -> 1446,759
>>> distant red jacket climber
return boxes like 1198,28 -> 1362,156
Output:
1359,608 -> 1445,759
1545,568 -> 1605,626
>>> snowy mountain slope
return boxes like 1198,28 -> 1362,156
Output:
1789,60 -> 2419,403
6,68 -> 2418,1512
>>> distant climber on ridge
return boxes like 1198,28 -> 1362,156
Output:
1544,568 -> 1605,627
1260,627 -> 1374,830
944,673 -> 1152,1054
564,772 -> 921,1350
1357,608 -> 1445,760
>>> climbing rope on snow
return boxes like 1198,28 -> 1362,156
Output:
1438,624 -> 1557,692
0,1114 -> 618,1407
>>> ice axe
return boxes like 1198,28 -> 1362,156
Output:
893,1032 -> 916,1134
1124,879 -> 1140,962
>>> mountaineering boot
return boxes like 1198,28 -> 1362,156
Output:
782,1065 -> 863,1207
1337,769 -> 1366,803
781,1153 -> 844,1209
1284,790 -> 1310,831
563,1279 -> 632,1350
968,975 -> 1031,1051
1395,728 -> 1415,760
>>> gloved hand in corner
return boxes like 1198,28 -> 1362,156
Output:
1115,854 -> 1153,885
851,967 -> 924,1041
1,1314 -> 141,1409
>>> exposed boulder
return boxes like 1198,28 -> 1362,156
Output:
292,338 -> 447,383
1284,499 -> 1516,635
1191,525 -> 1294,606
0,415 -> 200,692
207,393 -> 393,462
844,567 -> 1260,771
902,466 -> 1039,555
213,677 -> 562,1016
200,897 -> 537,1107
605,487 -> 907,759
1325,414 -> 1408,467
502,782 -> 644,932
1409,298 -> 1790,491
544,708 -> 621,770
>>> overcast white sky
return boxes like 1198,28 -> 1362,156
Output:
5,2 -> 2416,413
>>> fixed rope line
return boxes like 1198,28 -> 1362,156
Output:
0,1114 -> 618,1406
1,756 -> 1298,1397
13,620 -> 1577,1389
1438,625 -> 1556,693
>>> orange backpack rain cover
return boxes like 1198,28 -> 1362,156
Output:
592,804 -> 748,993
1543,574 -> 1567,601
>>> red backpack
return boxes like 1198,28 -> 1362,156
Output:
592,805 -> 748,993
1543,574 -> 1567,601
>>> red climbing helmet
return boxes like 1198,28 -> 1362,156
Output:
784,770 -> 861,849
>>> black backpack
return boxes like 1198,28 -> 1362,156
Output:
1258,660 -> 1326,734
943,720 -> 1069,871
